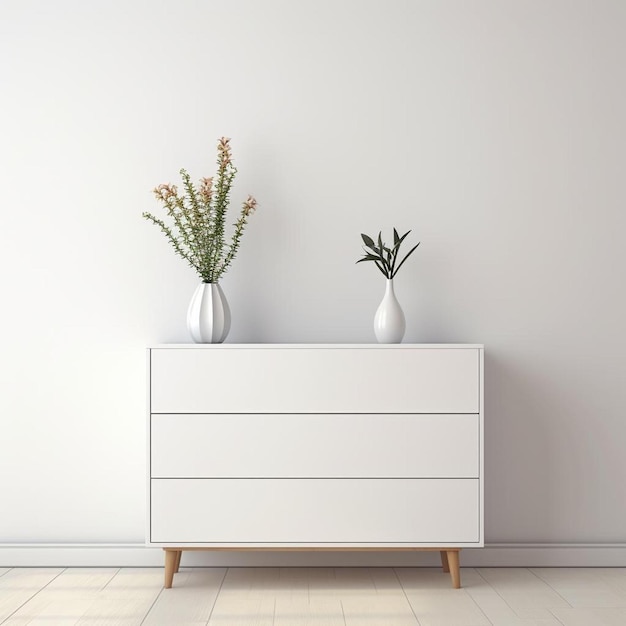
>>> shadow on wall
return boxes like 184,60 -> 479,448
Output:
483,348 -> 617,543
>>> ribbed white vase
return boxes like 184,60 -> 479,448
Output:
374,279 -> 406,343
187,283 -> 231,344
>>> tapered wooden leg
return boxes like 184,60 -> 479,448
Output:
446,550 -> 461,589
174,550 -> 182,573
440,550 -> 450,573
164,549 -> 178,589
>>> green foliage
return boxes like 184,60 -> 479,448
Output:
356,228 -> 420,279
143,137 -> 257,283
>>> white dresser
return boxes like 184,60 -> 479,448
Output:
147,344 -> 484,588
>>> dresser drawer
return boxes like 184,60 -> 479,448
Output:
150,347 -> 480,414
151,413 -> 479,478
150,478 -> 480,544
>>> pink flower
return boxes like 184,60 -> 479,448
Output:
199,177 -> 213,201
242,195 -> 258,216
153,184 -> 178,200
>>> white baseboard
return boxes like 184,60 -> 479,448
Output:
1,543 -> 625,567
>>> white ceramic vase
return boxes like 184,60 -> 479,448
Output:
187,283 -> 231,344
374,279 -> 406,343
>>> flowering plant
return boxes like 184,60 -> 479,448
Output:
357,229 -> 420,278
143,137 -> 257,283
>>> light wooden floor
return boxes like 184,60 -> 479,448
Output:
1,567 -> 626,625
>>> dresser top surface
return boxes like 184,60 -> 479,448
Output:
149,343 -> 484,350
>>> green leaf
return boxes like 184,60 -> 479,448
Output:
391,229 -> 411,253
377,231 -> 388,276
384,246 -> 392,274
391,242 -> 420,278
390,230 -> 412,275
356,254 -> 383,263
393,228 -> 400,246
361,233 -> 376,249
361,246 -> 384,259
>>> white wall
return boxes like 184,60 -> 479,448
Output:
1,0 -> 625,553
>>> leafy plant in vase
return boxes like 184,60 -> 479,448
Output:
143,137 -> 258,343
357,229 -> 420,343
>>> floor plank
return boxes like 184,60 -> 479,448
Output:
464,569 -> 561,625
342,595 -> 418,626
531,568 -> 626,608
307,568 -> 341,599
595,568 -> 626,595
549,606 -> 626,626
336,568 -> 417,626
0,568 -> 64,623
142,568 -> 226,626
73,568 -> 164,626
2,567 -> 625,625
275,565 -> 336,625
477,568 -> 570,619
274,596 -> 345,626
207,594 -> 275,626
2,568 -> 118,626
396,568 -> 491,626
207,568 -> 278,626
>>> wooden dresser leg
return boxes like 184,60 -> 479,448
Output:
174,550 -> 182,573
446,550 -> 461,589
164,549 -> 177,589
440,550 -> 450,573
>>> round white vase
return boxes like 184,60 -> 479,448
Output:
374,278 -> 406,343
187,283 -> 231,344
